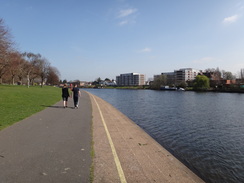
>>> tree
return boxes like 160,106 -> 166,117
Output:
0,52 -> 10,84
177,81 -> 187,88
150,75 -> 167,90
8,51 -> 22,84
104,78 -> 111,82
96,77 -> 102,83
46,66 -> 60,85
16,56 -> 26,85
0,19 -> 12,54
193,75 -> 210,90
204,67 -> 222,87
22,52 -> 41,87
0,19 -> 12,84
205,67 -> 222,80
222,70 -> 235,80
239,68 -> 244,82
36,58 -> 50,87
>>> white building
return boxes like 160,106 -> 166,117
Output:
103,80 -> 117,86
116,73 -> 145,86
158,68 -> 201,85
174,68 -> 201,84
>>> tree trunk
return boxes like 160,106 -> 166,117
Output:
27,74 -> 30,88
18,76 -> 22,85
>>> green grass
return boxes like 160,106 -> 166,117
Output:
0,85 -> 61,130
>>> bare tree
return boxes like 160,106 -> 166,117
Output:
8,51 -> 22,84
222,70 -> 235,80
0,19 -> 12,53
239,68 -> 244,84
0,53 -> 10,84
150,75 -> 167,90
46,66 -> 60,85
37,58 -> 50,87
0,19 -> 12,84
16,56 -> 26,85
22,52 -> 41,87
205,67 -> 222,87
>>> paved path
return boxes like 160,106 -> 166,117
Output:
0,91 -> 92,183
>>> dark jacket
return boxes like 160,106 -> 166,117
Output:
62,87 -> 69,98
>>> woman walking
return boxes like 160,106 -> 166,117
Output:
62,83 -> 70,108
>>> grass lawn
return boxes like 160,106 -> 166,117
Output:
0,85 -> 61,130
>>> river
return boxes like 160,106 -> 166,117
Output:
83,88 -> 244,183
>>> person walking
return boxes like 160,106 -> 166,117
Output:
62,83 -> 70,108
71,84 -> 81,109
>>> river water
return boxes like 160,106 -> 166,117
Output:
84,89 -> 244,183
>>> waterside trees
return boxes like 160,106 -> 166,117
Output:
193,75 -> 210,90
150,75 -> 167,90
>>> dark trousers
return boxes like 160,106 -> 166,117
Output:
73,96 -> 79,107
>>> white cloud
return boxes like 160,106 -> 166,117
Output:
118,8 -> 137,18
193,57 -> 220,64
118,20 -> 128,26
139,48 -> 152,53
223,14 -> 239,24
116,8 -> 138,26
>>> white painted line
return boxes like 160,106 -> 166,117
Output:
91,94 -> 127,183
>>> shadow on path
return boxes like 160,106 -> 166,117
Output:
41,105 -> 73,109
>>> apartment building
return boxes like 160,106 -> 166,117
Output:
159,68 -> 201,85
116,73 -> 145,86
174,68 -> 201,84
161,72 -> 175,85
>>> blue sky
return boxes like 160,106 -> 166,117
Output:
1,0 -> 244,81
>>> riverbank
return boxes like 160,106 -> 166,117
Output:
83,85 -> 244,93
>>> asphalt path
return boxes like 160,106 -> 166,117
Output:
0,90 -> 92,183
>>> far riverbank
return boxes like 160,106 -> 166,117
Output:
82,85 -> 244,93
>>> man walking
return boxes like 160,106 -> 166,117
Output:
71,84 -> 81,109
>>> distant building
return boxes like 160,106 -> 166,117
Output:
116,73 -> 145,86
174,68 -> 201,84
79,81 -> 87,87
102,80 -> 117,86
161,72 -> 175,85
153,75 -> 161,80
155,68 -> 201,86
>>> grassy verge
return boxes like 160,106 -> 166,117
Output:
0,85 -> 61,130
89,101 -> 95,182
90,138 -> 95,183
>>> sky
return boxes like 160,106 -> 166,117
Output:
1,0 -> 244,81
